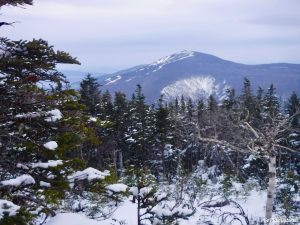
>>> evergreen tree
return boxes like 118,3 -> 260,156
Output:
113,91 -> 129,177
154,95 -> 171,179
287,92 -> 300,127
100,90 -> 114,121
187,97 -> 194,120
79,74 -> 101,116
257,86 -> 264,103
207,95 -> 218,112
263,84 -> 280,120
222,88 -> 236,110
180,95 -> 186,114
174,97 -> 179,115
0,37 -> 85,223
125,85 -> 149,167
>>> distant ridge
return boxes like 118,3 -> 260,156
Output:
97,51 -> 300,102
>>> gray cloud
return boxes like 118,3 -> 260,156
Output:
1,0 -> 300,72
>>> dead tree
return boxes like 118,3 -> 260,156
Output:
198,111 -> 299,223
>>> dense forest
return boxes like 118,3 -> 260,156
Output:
0,1 -> 299,225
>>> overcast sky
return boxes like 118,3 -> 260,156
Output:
1,0 -> 300,73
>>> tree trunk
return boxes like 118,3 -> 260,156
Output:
113,149 -> 117,175
265,153 -> 276,223
137,189 -> 141,225
118,150 -> 124,177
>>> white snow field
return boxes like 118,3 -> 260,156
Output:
45,190 -> 267,225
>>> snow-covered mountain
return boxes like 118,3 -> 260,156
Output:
98,50 -> 300,103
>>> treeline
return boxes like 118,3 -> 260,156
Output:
80,75 -> 299,178
78,74 -> 300,219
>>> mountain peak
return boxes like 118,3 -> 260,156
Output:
151,50 -> 195,67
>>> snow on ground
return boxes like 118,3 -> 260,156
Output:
45,190 -> 266,225
106,183 -> 128,193
45,199 -> 137,225
45,213 -> 110,225
43,141 -> 58,150
105,75 -> 122,85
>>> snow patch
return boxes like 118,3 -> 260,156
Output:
45,109 -> 63,122
106,183 -> 128,195
105,75 -> 122,85
15,112 -> 40,119
161,76 -> 227,102
68,167 -> 110,183
1,174 -> 35,187
40,181 -> 51,187
150,50 -> 195,72
43,141 -> 58,150
0,200 -> 20,219
31,160 -> 63,169
88,117 -> 97,122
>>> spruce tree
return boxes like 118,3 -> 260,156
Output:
0,37 -> 83,223
0,3 -> 110,223
208,95 -> 218,112
79,74 -> 101,116
263,84 -> 280,120
287,92 -> 300,127
180,95 -> 186,114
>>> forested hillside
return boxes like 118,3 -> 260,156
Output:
0,1 -> 299,225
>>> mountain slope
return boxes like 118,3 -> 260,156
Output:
98,50 -> 300,102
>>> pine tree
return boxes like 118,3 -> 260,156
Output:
79,74 -> 101,116
100,90 -> 114,121
222,88 -> 236,110
154,95 -> 170,179
0,37 -> 84,223
180,95 -> 186,114
240,78 -> 257,119
187,97 -> 194,120
286,92 -> 300,127
174,97 -> 179,115
263,84 -> 280,120
125,85 -> 149,167
207,95 -> 218,112
0,4 -> 111,223
113,91 -> 129,177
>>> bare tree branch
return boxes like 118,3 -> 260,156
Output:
198,135 -> 248,153
273,144 -> 296,153
240,122 -> 260,138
